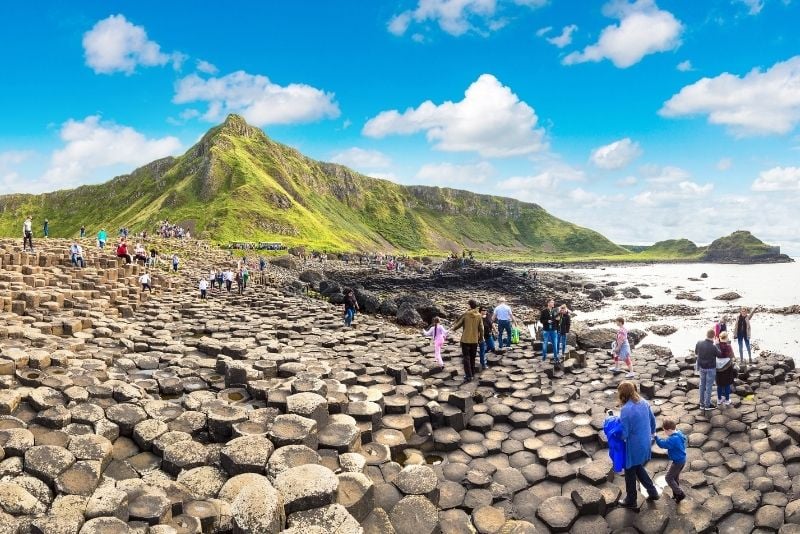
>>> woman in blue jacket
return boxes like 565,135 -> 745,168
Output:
618,381 -> 659,507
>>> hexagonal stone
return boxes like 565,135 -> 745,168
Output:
220,435 -> 274,475
393,465 -> 438,500
128,492 -> 172,525
286,392 -> 329,429
335,472 -> 374,522
268,414 -> 318,449
67,434 -> 113,468
287,503 -> 360,533
755,504 -> 785,531
537,445 -> 566,463
536,495 -> 577,532
274,464 -> 338,514
0,481 -> 47,515
389,495 -> 439,534
546,460 -> 576,483
24,445 -> 76,485
718,512 -> 755,534
105,403 -> 147,436
473,505 -> 506,534
318,422 -> 361,454
493,467 -> 527,494
266,445 -> 321,482
177,466 -> 228,500
732,489 -> 761,513
571,484 -> 606,516
571,515 -> 610,534
79,517 -> 131,534
634,508 -> 668,533
55,460 -> 102,496
578,460 -> 612,484
162,440 -> 209,476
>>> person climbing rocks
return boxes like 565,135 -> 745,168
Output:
43,218 -> 49,238
224,269 -> 234,292
242,267 -> 249,289
172,254 -> 179,272
539,298 -> 559,364
716,331 -> 736,406
23,215 -> 34,252
199,278 -> 208,299
734,306 -> 759,364
70,242 -> 85,268
343,288 -> 359,327
97,228 -> 107,249
423,316 -> 448,369
695,329 -> 721,411
617,381 -> 659,509
492,297 -> 515,348
217,270 -> 225,291
209,270 -> 217,290
557,303 -> 572,360
610,317 -> 634,377
139,272 -> 152,293
479,306 -> 495,369
235,269 -> 244,295
451,299 -> 484,383
654,417 -> 687,503
80,225 -> 85,238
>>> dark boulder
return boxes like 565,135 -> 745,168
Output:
396,303 -> 423,326
355,289 -> 381,314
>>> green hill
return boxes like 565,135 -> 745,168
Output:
637,238 -> 702,259
0,114 -> 626,257
702,230 -> 791,263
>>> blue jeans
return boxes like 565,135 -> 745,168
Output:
542,330 -> 558,362
624,464 -> 658,503
699,368 -> 717,408
717,384 -> 731,401
344,308 -> 355,326
479,335 -> 495,367
497,320 -> 512,348
557,333 -> 568,356
737,337 -> 751,361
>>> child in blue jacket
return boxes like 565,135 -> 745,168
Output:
654,417 -> 687,503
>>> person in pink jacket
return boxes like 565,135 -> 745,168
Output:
423,316 -> 448,369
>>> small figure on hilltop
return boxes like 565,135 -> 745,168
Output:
451,299 -> 484,383
423,316 -> 448,369
478,306 -> 496,370
716,331 -> 736,406
97,228 -> 107,249
492,297 -> 515,349
610,317 -> 635,378
539,298 -> 559,364
734,305 -> 759,364
43,218 -> 49,238
80,225 -> 85,238
70,242 -> 85,268
695,328 -> 721,411
343,288 -> 359,327
654,417 -> 687,504
139,272 -> 152,293
616,381 -> 659,509
172,254 -> 179,272
23,215 -> 34,252
199,278 -> 208,299
557,304 -> 572,360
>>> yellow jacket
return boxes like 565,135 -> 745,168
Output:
452,309 -> 484,344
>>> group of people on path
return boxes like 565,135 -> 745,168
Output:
203,267 -> 250,298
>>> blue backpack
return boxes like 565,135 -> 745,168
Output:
603,415 -> 626,473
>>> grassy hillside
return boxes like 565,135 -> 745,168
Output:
0,115 -> 627,258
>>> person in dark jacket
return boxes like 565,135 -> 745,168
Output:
343,288 -> 359,327
716,331 -> 736,405
451,299 -> 484,383
478,306 -> 495,370
695,329 -> 721,411
556,304 -> 571,360
539,298 -> 559,363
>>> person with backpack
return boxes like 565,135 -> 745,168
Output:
451,299 -> 484,383
343,288 -> 359,327
492,297 -> 515,348
716,331 -> 736,406
617,381 -> 659,508
539,298 -> 559,363
423,316 -> 448,369
654,418 -> 687,503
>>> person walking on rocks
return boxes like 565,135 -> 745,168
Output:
209,270 -> 217,290
235,269 -> 244,295
557,304 -> 572,360
492,297 -> 515,348
139,272 -> 152,293
148,247 -> 159,267
80,225 -> 85,238
423,316 -> 448,369
539,298 -> 559,364
224,269 -> 234,292
451,299 -> 484,383
172,254 -> 180,272
696,329 -> 721,411
43,218 -> 49,238
97,228 -> 107,249
343,288 -> 359,327
610,317 -> 635,377
617,381 -> 659,508
217,270 -> 225,291
242,267 -> 250,289
716,331 -> 736,406
199,278 -> 208,299
654,417 -> 687,503
479,306 -> 496,369
734,306 -> 759,364
23,215 -> 34,252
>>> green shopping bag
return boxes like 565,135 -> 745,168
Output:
510,327 -> 520,344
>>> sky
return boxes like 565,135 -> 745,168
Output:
1,0 -> 800,253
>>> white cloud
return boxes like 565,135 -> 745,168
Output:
632,180 -> 713,206
536,26 -> 552,37
415,161 -> 494,185
660,55 -> 800,136
173,71 -> 340,126
640,164 -> 691,183
388,0 -> 546,37
589,138 -> 642,169
196,60 -> 218,74
498,162 -> 585,192
752,166 -> 800,191
331,148 -> 392,170
617,175 -> 638,186
546,24 -> 578,48
83,14 -> 183,74
676,60 -> 694,72
40,116 -> 182,191
563,0 -> 683,68
363,74 -> 547,158
716,157 -> 732,171
736,0 -> 764,14
0,150 -> 32,169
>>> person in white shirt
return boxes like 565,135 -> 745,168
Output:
23,216 -> 34,252
224,270 -> 234,292
492,297 -> 516,348
199,279 -> 208,299
70,243 -> 85,268
208,270 -> 217,290
134,243 -> 147,264
139,272 -> 152,293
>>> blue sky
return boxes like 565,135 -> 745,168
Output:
2,0 -> 800,253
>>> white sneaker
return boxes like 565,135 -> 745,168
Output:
626,372 -> 635,378
609,365 -> 618,371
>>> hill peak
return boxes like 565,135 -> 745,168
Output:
218,113 -> 264,139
